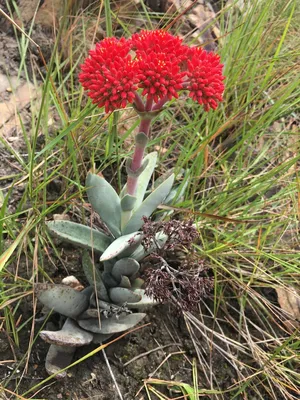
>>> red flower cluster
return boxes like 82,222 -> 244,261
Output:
79,37 -> 138,113
79,30 -> 225,113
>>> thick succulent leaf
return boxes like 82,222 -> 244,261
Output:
132,152 -> 158,210
78,298 -> 115,319
89,292 -> 99,308
35,284 -> 89,319
111,258 -> 140,281
120,152 -> 157,203
154,180 -> 189,222
47,220 -> 111,253
45,344 -> 76,378
131,278 -> 144,290
119,276 -> 132,289
102,272 -> 118,288
77,308 -> 100,319
40,318 -> 93,347
100,232 -> 143,262
122,174 -> 175,234
116,240 -> 142,259
129,232 -> 168,261
120,194 -> 137,212
78,313 -> 146,334
109,287 -> 142,304
120,194 -> 137,230
81,286 -> 94,299
86,173 -> 122,237
82,251 -> 109,302
103,260 -> 114,273
127,289 -> 157,310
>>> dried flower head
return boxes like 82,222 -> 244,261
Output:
141,217 -> 198,254
79,30 -> 225,113
144,257 -> 213,312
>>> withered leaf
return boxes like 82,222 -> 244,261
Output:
276,286 -> 300,333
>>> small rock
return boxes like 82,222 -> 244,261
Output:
53,214 -> 70,221
62,275 -> 84,291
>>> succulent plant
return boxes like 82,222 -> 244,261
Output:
36,150 -> 182,377
34,27 -> 224,378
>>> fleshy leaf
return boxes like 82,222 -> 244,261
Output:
121,194 -> 137,212
77,309 -> 100,319
132,152 -> 158,210
120,152 -> 158,206
119,276 -> 132,288
47,221 -> 112,253
40,318 -> 93,347
111,258 -> 140,281
109,287 -> 142,304
131,278 -> 144,290
102,272 -> 118,288
129,231 -> 168,261
122,174 -> 174,234
78,313 -> 146,334
35,283 -> 89,319
86,172 -> 122,237
127,289 -> 157,310
103,260 -> 114,273
45,344 -> 76,378
82,251 -> 109,302
100,232 -> 143,261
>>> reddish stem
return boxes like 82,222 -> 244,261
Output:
145,97 -> 153,111
152,96 -> 169,111
133,92 -> 145,112
127,118 -> 152,196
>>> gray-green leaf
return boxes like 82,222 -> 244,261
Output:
35,283 -> 89,319
127,289 -> 157,310
109,287 -> 142,304
40,318 -> 93,347
122,174 -> 174,234
132,152 -> 158,211
82,251 -> 109,302
86,173 -> 122,237
47,220 -> 112,253
100,232 -> 143,262
129,231 -> 168,261
111,258 -> 140,281
78,313 -> 146,334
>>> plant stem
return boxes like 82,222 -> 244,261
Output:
127,118 -> 151,196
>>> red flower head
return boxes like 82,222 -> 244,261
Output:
79,37 -> 138,113
131,30 -> 189,105
186,47 -> 225,111
79,31 -> 225,113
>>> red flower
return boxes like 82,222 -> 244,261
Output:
186,47 -> 225,111
79,31 -> 225,113
79,37 -> 138,113
134,52 -> 185,103
132,30 -> 188,64
132,30 -> 189,104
